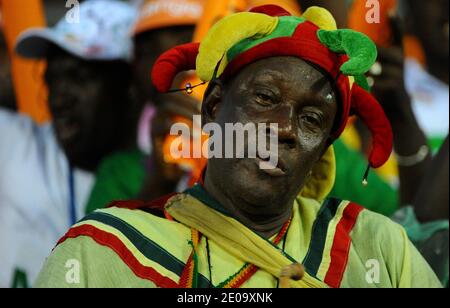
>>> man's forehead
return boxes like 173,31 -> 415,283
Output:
235,57 -> 335,100
47,52 -> 86,69
243,57 -> 329,84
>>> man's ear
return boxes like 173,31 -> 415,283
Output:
201,79 -> 223,127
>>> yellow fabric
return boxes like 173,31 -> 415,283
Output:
340,123 -> 362,151
300,145 -> 336,202
339,123 -> 399,185
196,197 -> 316,288
301,6 -> 337,31
165,193 -> 329,288
375,153 -> 399,186
196,12 -> 278,81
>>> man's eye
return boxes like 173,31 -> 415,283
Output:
76,69 -> 92,81
255,92 -> 275,106
300,115 -> 321,127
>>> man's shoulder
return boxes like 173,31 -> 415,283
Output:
317,197 -> 406,245
67,194 -> 191,244
315,197 -> 366,227
348,202 -> 410,252
355,206 -> 405,235
319,197 -> 402,230
48,195 -> 193,287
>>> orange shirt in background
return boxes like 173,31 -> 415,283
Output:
1,0 -> 50,124
348,0 -> 397,47
348,0 -> 425,65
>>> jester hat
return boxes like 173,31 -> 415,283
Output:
151,5 -> 393,170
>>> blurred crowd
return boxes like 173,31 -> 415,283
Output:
0,0 -> 448,288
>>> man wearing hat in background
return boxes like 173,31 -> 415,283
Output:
0,0 -> 137,288
36,5 -> 440,288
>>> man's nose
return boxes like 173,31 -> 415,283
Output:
273,104 -> 297,149
49,81 -> 77,109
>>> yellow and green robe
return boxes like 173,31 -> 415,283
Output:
35,184 -> 441,288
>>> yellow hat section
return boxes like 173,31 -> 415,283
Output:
302,6 -> 337,31
300,145 -> 336,202
196,12 -> 278,81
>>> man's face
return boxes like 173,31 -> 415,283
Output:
134,26 -> 202,182
203,57 -> 337,217
133,26 -> 194,104
45,48 -> 130,171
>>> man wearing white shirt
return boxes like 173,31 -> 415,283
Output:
402,0 -> 449,149
405,59 -> 449,150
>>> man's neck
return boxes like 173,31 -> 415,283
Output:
203,174 -> 293,239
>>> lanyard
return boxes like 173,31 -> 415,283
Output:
68,167 -> 77,226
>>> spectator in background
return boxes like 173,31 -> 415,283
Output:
85,0 -> 206,213
129,0 -> 205,200
401,0 -> 449,149
349,0 -> 448,203
400,0 -> 449,286
296,0 -> 400,215
397,136 -> 449,287
0,0 -> 137,288
366,0 -> 448,205
364,0 -> 449,286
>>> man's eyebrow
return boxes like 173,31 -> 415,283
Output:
310,75 -> 333,95
299,92 -> 334,108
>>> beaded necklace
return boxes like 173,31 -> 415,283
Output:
178,217 -> 292,288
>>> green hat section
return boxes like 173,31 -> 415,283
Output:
227,16 -> 306,62
317,29 -> 377,91
223,16 -> 376,92
198,8 -> 377,92
317,29 -> 378,76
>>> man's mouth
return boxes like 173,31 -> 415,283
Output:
255,153 -> 287,177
